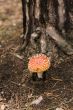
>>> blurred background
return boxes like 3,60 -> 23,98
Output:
0,0 -> 22,43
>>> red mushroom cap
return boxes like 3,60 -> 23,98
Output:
28,54 -> 51,73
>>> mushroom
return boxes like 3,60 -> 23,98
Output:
28,54 -> 51,79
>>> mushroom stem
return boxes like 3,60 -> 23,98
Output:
37,72 -> 43,78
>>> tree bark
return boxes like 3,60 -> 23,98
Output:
21,0 -> 73,55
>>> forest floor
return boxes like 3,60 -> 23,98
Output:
0,0 -> 73,110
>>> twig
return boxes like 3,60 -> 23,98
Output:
64,97 -> 73,104
52,81 -> 60,88
10,53 -> 24,60
10,81 -> 21,86
51,77 -> 63,81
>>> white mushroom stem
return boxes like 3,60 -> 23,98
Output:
37,72 -> 43,78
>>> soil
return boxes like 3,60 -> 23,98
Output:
0,0 -> 73,110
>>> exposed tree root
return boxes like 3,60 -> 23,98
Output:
46,24 -> 73,55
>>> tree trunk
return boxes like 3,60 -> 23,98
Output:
21,0 -> 73,55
